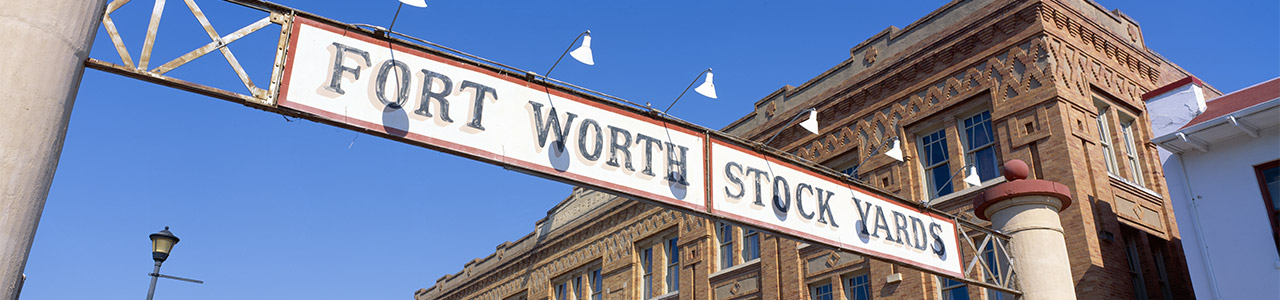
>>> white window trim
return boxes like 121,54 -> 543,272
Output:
919,128 -> 953,199
1119,119 -> 1145,187
958,111 -> 1000,185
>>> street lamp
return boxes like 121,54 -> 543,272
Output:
146,227 -> 202,300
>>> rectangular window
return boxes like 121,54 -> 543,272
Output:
742,228 -> 760,261
1256,160 -> 1280,255
845,274 -> 871,300
591,268 -> 603,300
718,222 -> 735,269
574,276 -> 583,300
555,282 -> 568,300
939,277 -> 969,300
642,247 -> 653,298
1152,245 -> 1173,300
1095,103 -> 1120,174
1124,235 -> 1148,300
962,111 -> 1000,182
920,128 -> 953,198
810,283 -> 834,300
666,237 -> 679,293
1120,119 -> 1145,186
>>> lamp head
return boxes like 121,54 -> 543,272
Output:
149,226 -> 180,262
569,33 -> 594,65
799,110 -> 819,134
963,165 -> 982,186
399,0 -> 427,8
694,69 -> 717,99
883,138 -> 904,162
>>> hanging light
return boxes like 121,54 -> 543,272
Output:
963,165 -> 982,186
569,34 -> 594,66
799,110 -> 819,134
764,108 -> 820,146
399,0 -> 427,8
663,68 -> 717,114
883,139 -> 903,162
694,71 -> 717,99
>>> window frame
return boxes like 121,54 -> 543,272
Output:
742,228 -> 760,262
1094,102 -> 1120,175
938,276 -> 969,300
1255,160 -> 1280,255
718,221 -> 736,270
1124,234 -> 1149,300
1119,115 -> 1145,186
809,282 -> 835,300
590,268 -> 603,300
665,237 -> 680,293
918,128 -> 954,199
641,247 -> 653,298
843,272 -> 871,300
551,263 -> 602,300
958,110 -> 1001,184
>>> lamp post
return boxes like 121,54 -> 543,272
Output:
145,227 -> 202,299
146,227 -> 179,300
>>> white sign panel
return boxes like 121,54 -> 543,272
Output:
278,18 -> 706,212
709,139 -> 963,277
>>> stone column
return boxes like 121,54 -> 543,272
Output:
0,1 -> 107,298
974,160 -> 1076,300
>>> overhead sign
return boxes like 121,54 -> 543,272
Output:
275,16 -> 962,277
709,139 -> 963,277
277,17 -> 707,212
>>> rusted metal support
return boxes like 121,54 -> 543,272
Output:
138,0 -> 166,70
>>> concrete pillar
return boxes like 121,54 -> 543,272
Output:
974,160 -> 1076,300
0,0 -> 107,298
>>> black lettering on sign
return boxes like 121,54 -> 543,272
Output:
325,42 -> 370,95
528,101 -> 577,151
414,69 -> 454,122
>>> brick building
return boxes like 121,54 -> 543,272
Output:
415,0 -> 1218,299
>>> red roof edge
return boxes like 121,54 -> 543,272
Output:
1178,77 -> 1280,130
1143,76 -> 1205,101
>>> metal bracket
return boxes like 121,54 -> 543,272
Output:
94,0 -> 284,107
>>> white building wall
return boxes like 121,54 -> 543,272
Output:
1162,127 -> 1280,300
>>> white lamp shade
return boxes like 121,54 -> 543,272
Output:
570,35 -> 594,65
694,72 -> 717,99
884,139 -> 904,162
963,165 -> 982,186
399,0 -> 427,8
800,110 -> 819,134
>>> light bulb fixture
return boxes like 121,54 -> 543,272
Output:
847,135 -> 904,180
799,110 -> 820,134
569,34 -> 594,66
963,165 -> 982,186
764,108 -> 820,146
544,30 -> 594,78
694,71 -> 717,99
884,139 -> 903,162
663,68 -> 716,114
399,0 -> 427,8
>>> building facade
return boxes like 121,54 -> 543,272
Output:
416,0 -> 1213,299
1148,77 -> 1280,300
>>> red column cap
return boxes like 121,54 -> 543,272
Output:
973,160 -> 1072,220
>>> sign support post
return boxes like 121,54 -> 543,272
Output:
975,160 -> 1077,300
0,1 -> 107,298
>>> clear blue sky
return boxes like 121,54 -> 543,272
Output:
23,0 -> 1277,299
